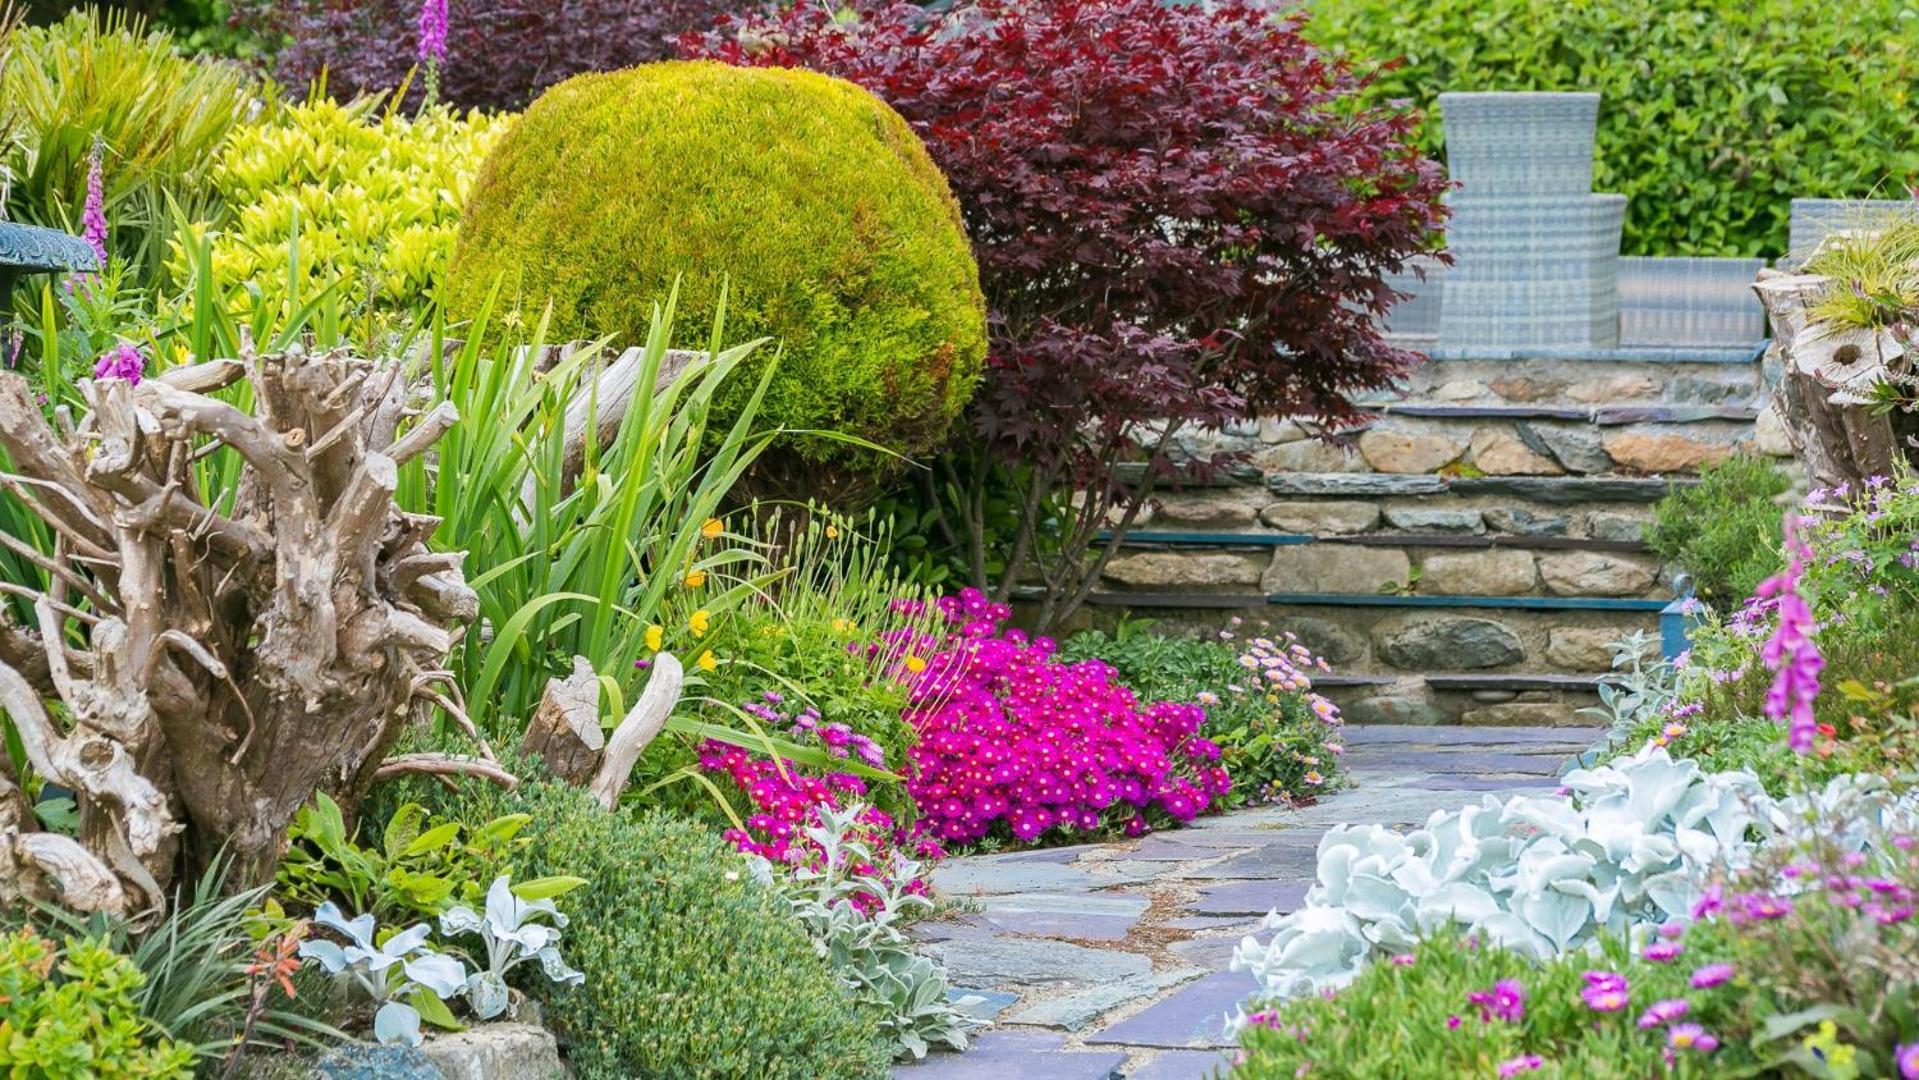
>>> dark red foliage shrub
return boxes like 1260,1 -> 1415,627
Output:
684,0 -> 1449,626
243,0 -> 750,111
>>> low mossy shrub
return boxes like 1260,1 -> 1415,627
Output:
1306,0 -> 1919,258
1647,455 -> 1790,613
414,775 -> 892,1079
446,60 -> 987,495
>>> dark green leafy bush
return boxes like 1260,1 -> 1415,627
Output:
1307,0 -> 1919,257
1647,455 -> 1789,612
412,775 -> 892,1079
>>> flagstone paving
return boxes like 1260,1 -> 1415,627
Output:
895,724 -> 1602,1080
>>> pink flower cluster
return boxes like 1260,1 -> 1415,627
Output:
697,695 -> 941,905
92,342 -> 145,385
81,138 -> 108,266
903,589 -> 1232,844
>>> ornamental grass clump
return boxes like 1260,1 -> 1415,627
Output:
903,588 -> 1233,844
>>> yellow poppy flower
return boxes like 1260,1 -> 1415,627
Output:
682,569 -> 707,589
697,650 -> 717,672
904,655 -> 928,674
700,518 -> 724,540
644,624 -> 663,652
689,609 -> 711,637
825,524 -> 839,539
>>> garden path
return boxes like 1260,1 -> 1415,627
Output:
896,723 -> 1601,1079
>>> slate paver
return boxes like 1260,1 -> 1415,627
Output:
976,892 -> 1150,941
925,935 -> 1153,988
1003,970 -> 1200,1031
1177,841 -> 1321,881
1191,879 -> 1309,920
1084,970 -> 1257,1049
896,1030 -> 1128,1078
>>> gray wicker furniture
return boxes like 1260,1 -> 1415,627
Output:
1617,256 -> 1766,347
1437,92 -> 1599,198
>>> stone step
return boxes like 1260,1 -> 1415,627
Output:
1332,412 -> 1758,478
1360,346 -> 1767,417
1100,539 -> 1674,602
1068,592 -> 1675,701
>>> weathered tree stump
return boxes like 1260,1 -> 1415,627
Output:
1753,268 -> 1918,490
0,344 -> 479,917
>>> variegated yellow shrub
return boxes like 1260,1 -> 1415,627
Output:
172,97 -> 510,320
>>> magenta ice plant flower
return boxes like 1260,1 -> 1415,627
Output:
1895,1042 -> 1919,1080
1467,979 -> 1525,1023
1580,971 -> 1629,1012
1496,1054 -> 1544,1077
1643,940 -> 1683,963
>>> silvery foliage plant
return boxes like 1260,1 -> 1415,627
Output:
439,875 -> 585,1020
750,802 -> 981,1060
297,902 -> 468,1046
1231,749 -> 1919,1004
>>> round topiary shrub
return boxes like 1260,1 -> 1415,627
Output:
420,776 -> 891,1079
446,60 -> 987,498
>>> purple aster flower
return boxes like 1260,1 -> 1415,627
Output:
1637,999 -> 1689,1028
1497,1054 -> 1544,1077
1690,963 -> 1734,989
1668,1024 -> 1719,1053
92,342 -> 145,385
1580,971 -> 1629,1012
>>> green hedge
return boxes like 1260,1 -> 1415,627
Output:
446,60 -> 987,492
1307,0 -> 1919,257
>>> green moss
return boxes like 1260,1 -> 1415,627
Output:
410,775 -> 891,1080
446,60 -> 987,489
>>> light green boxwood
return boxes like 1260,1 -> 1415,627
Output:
446,60 -> 987,494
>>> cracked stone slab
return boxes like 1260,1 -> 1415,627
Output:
931,860 -> 1101,897
976,892 -> 1150,941
1178,841 -> 1321,881
1191,881 -> 1310,917
1003,969 -> 1201,1031
1085,970 -> 1257,1049
924,935 -> 1153,988
894,1030 -> 1129,1079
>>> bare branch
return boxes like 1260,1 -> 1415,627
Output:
589,653 -> 683,811
372,754 -> 519,790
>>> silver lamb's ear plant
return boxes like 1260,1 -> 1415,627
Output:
761,802 -> 980,1060
1229,751 -> 1919,1013
439,875 -> 584,1020
1580,631 -> 1677,741
298,902 -> 468,1046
